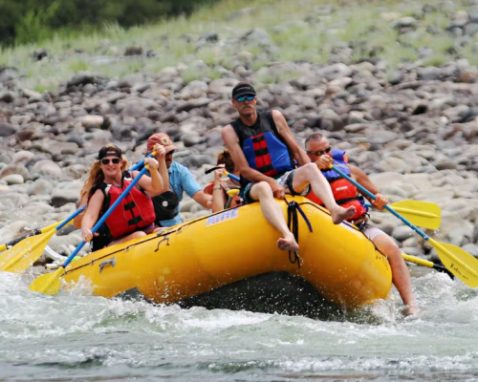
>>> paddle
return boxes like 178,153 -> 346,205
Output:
0,207 -> 86,273
0,220 -> 66,253
331,164 -> 478,288
29,164 -> 152,295
402,253 -> 454,279
363,200 -> 441,230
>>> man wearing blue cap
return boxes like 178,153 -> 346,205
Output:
222,82 -> 356,252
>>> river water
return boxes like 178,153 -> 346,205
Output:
1,269 -> 477,382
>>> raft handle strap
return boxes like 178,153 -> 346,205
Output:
154,236 -> 170,252
285,197 -> 313,269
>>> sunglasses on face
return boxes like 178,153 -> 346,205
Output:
235,95 -> 255,102
165,150 -> 175,156
306,147 -> 331,156
101,158 -> 121,165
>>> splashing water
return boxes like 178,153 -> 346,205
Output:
1,270 -> 477,381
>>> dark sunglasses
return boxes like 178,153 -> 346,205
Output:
165,150 -> 175,156
306,147 -> 331,156
101,158 -> 121,165
235,95 -> 255,102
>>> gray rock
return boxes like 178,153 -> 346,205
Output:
344,123 -> 368,133
31,160 -> 64,179
3,174 -> 24,185
368,131 -> 398,145
50,189 -> 80,208
464,23 -> 478,36
0,92 -> 15,103
318,109 -> 343,131
391,17 -> 418,29
176,98 -> 213,113
379,157 -> 411,173
462,243 -> 478,259
180,199 -> 196,213
11,151 -> 34,165
392,225 -> 415,241
182,135 -> 205,147
401,246 -> 424,257
0,122 -> 17,137
47,233 -> 83,256
0,165 -> 29,180
27,178 -> 54,195
0,192 -> 29,208
435,160 -> 458,170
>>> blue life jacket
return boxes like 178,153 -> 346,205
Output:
231,111 -> 295,184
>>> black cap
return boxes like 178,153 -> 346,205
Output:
232,83 -> 256,99
97,145 -> 122,160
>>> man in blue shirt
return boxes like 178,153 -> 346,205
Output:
147,133 -> 212,227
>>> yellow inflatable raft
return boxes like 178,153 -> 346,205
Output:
62,196 -> 392,311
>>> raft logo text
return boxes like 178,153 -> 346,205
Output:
206,209 -> 239,226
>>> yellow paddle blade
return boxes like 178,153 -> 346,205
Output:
431,239 -> 478,288
227,189 -> 240,197
390,200 -> 441,230
28,267 -> 63,295
0,230 -> 56,273
0,219 -> 66,254
39,219 -> 67,234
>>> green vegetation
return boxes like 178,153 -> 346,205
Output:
0,0 -> 475,90
0,0 -> 220,46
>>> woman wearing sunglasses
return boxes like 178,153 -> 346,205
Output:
78,145 -> 167,248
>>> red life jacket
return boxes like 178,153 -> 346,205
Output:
307,150 -> 368,221
98,178 -> 156,239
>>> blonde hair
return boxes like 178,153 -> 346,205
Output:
80,146 -> 129,200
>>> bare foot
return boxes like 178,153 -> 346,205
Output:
403,304 -> 419,317
278,234 -> 299,252
331,206 -> 356,225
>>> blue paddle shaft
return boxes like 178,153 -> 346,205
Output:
330,165 -> 430,240
55,205 -> 86,231
227,173 -> 240,182
130,154 -> 153,171
61,166 -> 150,269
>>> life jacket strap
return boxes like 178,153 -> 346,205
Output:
128,216 -> 143,226
124,201 -> 136,211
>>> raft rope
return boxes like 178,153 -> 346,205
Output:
285,197 -> 313,269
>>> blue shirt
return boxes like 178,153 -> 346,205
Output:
159,161 -> 202,227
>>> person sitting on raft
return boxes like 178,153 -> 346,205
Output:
145,133 -> 213,227
304,132 -> 418,316
222,82 -> 356,252
80,145 -> 167,247
204,148 -> 241,212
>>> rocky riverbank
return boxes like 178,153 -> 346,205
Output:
1,57 -> 478,263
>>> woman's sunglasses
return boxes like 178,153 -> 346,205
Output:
306,147 -> 331,156
101,158 -> 121,165
235,95 -> 255,102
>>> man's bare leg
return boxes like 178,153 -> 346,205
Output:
249,181 -> 299,252
292,164 -> 356,224
372,234 -> 418,316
